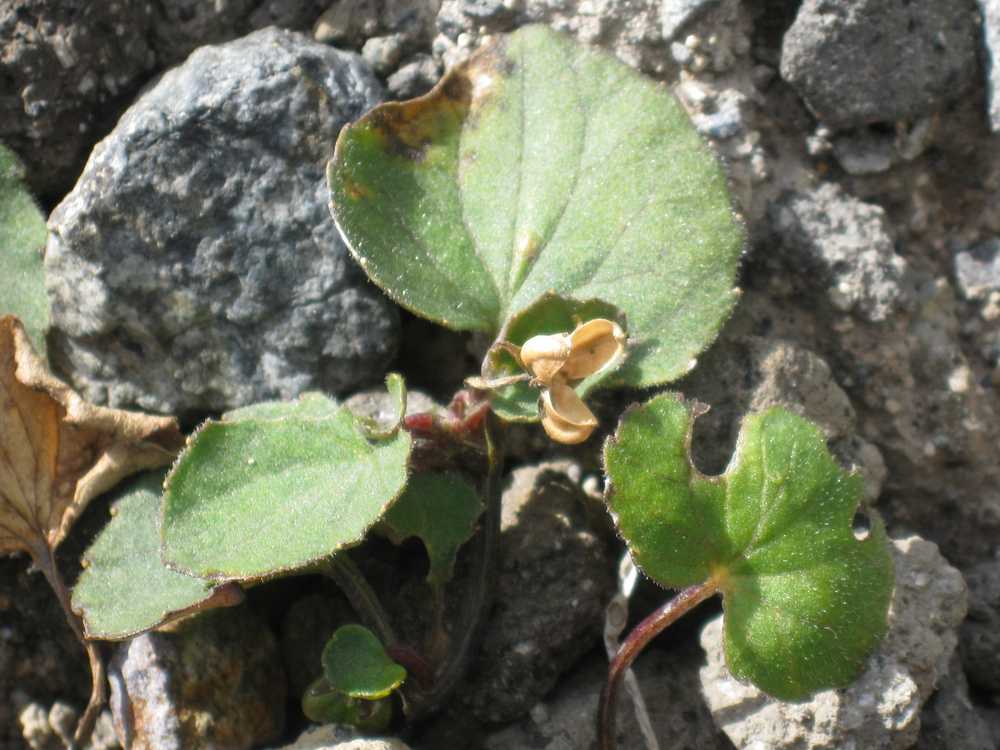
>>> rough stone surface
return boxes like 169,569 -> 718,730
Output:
913,654 -> 996,750
278,590 -> 355,700
700,536 -> 967,750
459,461 -> 616,724
109,606 -> 285,750
485,647 -> 732,750
980,0 -> 1000,132
45,28 -> 399,418
435,0 -> 673,76
0,560 -> 91,749
150,1 -> 331,64
386,53 -> 442,99
955,239 -> 1000,301
780,0 -> 980,129
661,0 -> 721,42
678,336 -> 887,502
769,183 -> 910,322
271,725 -> 410,750
0,1 -> 349,204
960,558 -> 1000,695
19,703 -> 118,750
0,0 -> 157,202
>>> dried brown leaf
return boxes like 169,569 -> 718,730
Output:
0,315 -> 183,558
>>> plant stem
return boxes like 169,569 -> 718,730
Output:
34,543 -> 106,748
407,415 -> 505,719
598,581 -> 719,750
322,553 -> 399,647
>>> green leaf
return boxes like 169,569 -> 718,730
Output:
0,143 -> 48,355
71,471 -> 227,639
329,24 -> 742,389
322,624 -> 407,699
302,676 -> 393,729
161,390 -> 412,581
381,472 -> 483,587
603,393 -> 894,700
223,392 -> 339,422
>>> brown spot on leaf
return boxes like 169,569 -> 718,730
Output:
333,35 -> 509,164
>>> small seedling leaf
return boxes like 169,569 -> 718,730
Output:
0,144 -> 48,355
604,393 -> 894,700
72,471 -> 241,639
381,472 -> 483,588
161,384 -> 412,581
322,624 -> 407,699
302,676 -> 394,730
329,25 -> 742,391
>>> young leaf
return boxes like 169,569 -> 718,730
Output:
603,393 -> 893,700
322,624 -> 407,699
329,24 -> 742,390
161,386 -> 412,581
72,471 -> 242,639
302,677 -> 394,729
0,145 -> 48,355
381,472 -> 483,588
0,315 -> 183,559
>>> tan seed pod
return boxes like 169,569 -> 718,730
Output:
519,332 -> 572,385
563,318 -> 626,381
540,381 -> 599,444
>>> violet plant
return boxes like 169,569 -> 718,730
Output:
53,24 -> 892,747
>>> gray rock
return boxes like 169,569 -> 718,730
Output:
386,54 -> 442,99
149,0 -> 330,64
362,34 -> 405,75
770,183 -> 909,322
980,0 -> 1000,132
692,88 -> 747,140
832,129 -> 896,175
661,0 -> 721,42
0,0 -> 157,201
679,336 -> 886,502
914,654 -> 996,750
700,536 -> 968,750
271,725 -> 410,750
780,0 -> 979,129
109,607 -> 285,750
960,557 -> 1000,694
461,461 -> 616,723
435,0 -> 670,75
45,28 -> 400,418
485,648 -> 732,750
955,239 -> 1000,301
313,0 -> 436,49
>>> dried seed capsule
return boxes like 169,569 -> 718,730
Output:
520,332 -> 572,385
563,318 -> 626,381
540,381 -> 599,444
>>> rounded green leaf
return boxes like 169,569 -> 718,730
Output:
71,472 -> 226,639
329,24 -> 742,390
162,400 -> 411,581
381,472 -> 483,588
604,393 -> 894,700
322,624 -> 407,699
0,143 -> 48,355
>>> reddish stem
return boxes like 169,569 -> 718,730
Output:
598,581 -> 719,750
385,643 -> 435,689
